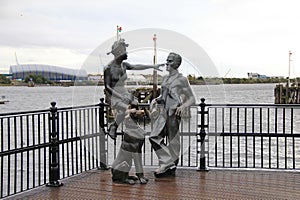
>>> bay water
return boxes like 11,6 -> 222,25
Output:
0,83 -> 277,113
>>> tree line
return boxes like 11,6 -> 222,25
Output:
1,74 -> 298,86
187,75 -> 296,85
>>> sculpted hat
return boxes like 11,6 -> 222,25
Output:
107,38 -> 129,58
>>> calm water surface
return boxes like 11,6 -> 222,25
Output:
0,83 -> 276,113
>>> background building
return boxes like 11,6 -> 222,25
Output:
126,73 -> 150,85
9,64 -> 87,81
247,72 -> 269,79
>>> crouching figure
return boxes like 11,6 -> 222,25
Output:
111,106 -> 148,185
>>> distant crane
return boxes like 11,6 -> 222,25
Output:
223,68 -> 231,78
15,52 -> 20,65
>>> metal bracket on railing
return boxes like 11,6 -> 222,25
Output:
47,102 -> 63,187
197,98 -> 209,171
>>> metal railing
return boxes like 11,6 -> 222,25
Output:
205,102 -> 300,169
1,98 -> 300,198
0,100 -> 108,198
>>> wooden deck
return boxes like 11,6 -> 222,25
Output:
6,168 -> 300,200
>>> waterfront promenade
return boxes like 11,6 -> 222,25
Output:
6,168 -> 300,199
2,98 -> 300,199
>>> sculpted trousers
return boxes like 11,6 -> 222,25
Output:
149,112 -> 180,166
111,117 -> 145,181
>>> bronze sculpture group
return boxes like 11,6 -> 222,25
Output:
104,38 -> 195,184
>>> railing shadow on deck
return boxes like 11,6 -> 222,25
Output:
1,98 -> 300,198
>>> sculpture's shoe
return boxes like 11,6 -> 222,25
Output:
154,163 -> 176,178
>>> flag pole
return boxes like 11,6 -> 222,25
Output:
288,51 -> 292,86
153,34 -> 158,98
116,25 -> 119,41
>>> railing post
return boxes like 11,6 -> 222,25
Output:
98,98 -> 109,170
197,98 -> 209,171
47,102 -> 63,187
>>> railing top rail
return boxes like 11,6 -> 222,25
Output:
56,103 -> 101,111
0,103 -> 102,117
0,109 -> 50,117
204,103 -> 300,108
2,101 -> 300,117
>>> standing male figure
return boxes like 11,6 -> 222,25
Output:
104,38 -> 163,139
149,52 -> 196,177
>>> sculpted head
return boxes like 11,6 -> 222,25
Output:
166,52 -> 182,69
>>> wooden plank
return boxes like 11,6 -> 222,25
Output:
6,168 -> 300,199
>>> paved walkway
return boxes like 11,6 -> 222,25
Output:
6,168 -> 300,199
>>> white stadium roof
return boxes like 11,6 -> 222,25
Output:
9,64 -> 87,77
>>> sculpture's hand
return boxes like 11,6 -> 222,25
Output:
175,105 -> 186,117
154,63 -> 164,72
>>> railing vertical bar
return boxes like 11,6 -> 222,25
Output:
91,108 -> 95,169
26,115 -> 30,190
47,112 -> 51,185
43,113 -> 47,185
14,116 -> 17,194
252,108 -> 255,168
20,116 -> 24,191
268,108 -> 271,168
66,111 -> 70,177
84,109 -> 87,171
291,108 -> 295,169
180,119 -> 184,166
143,114 -> 146,166
145,110 -> 148,166
74,110 -> 77,173
91,108 -> 94,169
275,108 -> 279,168
195,106 -> 199,167
32,114 -> 36,188
7,117 -> 11,196
74,110 -> 78,174
83,109 -> 86,171
185,106 -> 190,167
188,107 -> 191,167
37,114 -> 41,185
222,107 -> 225,167
71,110 -> 75,175
83,109 -> 87,171
1,118 -> 4,198
61,111 -> 65,178
57,109 -> 61,181
237,108 -> 240,168
260,108 -> 263,168
214,108 -> 218,167
87,109 -> 91,170
283,108 -> 287,169
229,108 -> 232,167
94,107 -> 99,168
245,108 -> 248,168
79,110 -> 83,173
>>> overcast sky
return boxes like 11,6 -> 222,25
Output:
1,0 -> 300,78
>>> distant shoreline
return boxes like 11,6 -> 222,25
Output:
0,82 -> 286,87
